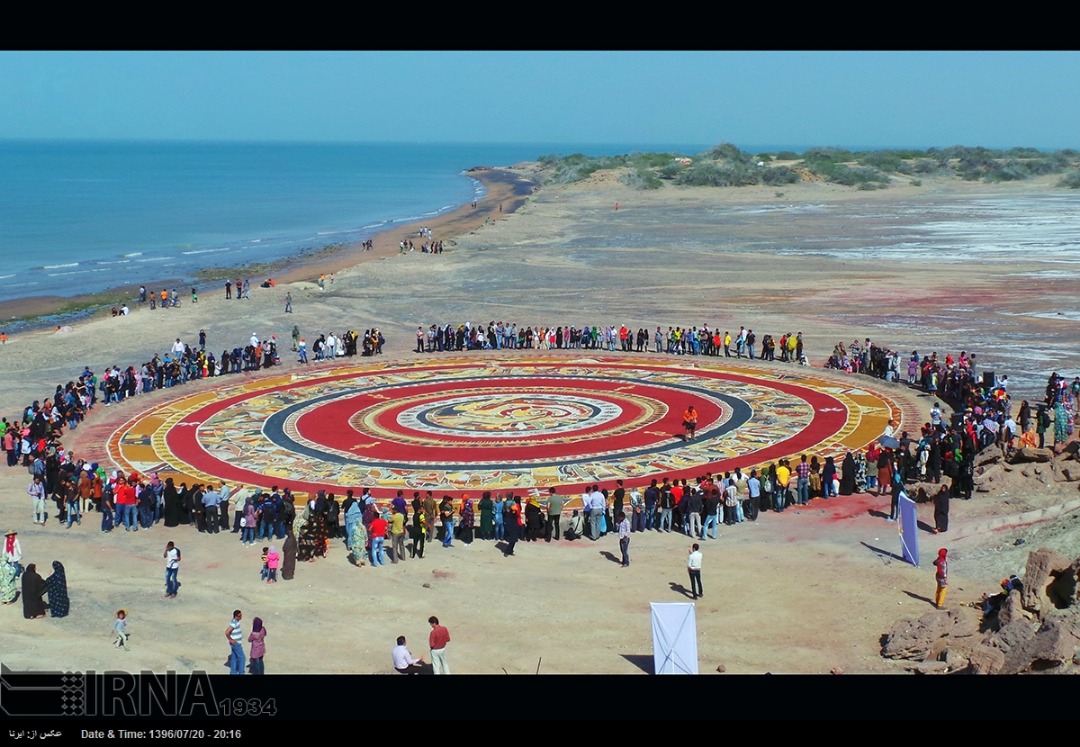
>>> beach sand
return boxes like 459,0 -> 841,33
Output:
0,166 -> 1077,676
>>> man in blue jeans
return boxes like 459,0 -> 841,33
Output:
643,480 -> 659,531
163,541 -> 180,598
226,610 -> 245,675
795,454 -> 811,506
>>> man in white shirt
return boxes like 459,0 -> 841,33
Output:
687,543 -> 703,599
588,486 -> 606,540
392,636 -> 430,674
930,403 -> 944,433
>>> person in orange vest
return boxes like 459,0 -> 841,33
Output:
683,404 -> 699,441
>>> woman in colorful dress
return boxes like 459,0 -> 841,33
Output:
343,499 -> 362,550
349,517 -> 367,567
853,451 -> 868,493
458,498 -> 475,546
0,554 -> 17,605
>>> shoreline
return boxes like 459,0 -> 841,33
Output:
0,166 -> 538,333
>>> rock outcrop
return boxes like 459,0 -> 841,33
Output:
881,547 -> 1080,674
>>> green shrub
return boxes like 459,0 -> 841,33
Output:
703,142 -> 753,164
674,162 -> 761,187
761,166 -> 799,186
826,164 -> 889,188
911,159 -> 940,174
858,151 -> 904,172
775,151 -> 800,161
656,163 -> 683,180
1058,170 -> 1080,188
622,168 -> 663,190
802,147 -> 856,164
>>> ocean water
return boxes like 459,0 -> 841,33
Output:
0,140 -> 708,303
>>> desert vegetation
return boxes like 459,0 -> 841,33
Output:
538,144 -> 1080,191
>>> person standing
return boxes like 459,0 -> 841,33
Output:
544,487 -> 564,542
612,480 -> 626,528
218,482 -> 233,532
422,492 -> 438,546
225,280 -> 232,300
616,512 -> 631,567
45,560 -> 69,617
113,609 -> 130,651
877,449 -> 895,497
933,548 -> 948,609
439,496 -> 455,548
795,453 -> 811,505
248,617 -> 267,675
428,616 -> 451,674
226,610 -> 245,675
629,485 -> 645,533
684,486 -> 703,538
644,479 -> 659,531
687,543 -> 703,599
202,485 -> 220,534
163,541 -> 180,598
683,405 -> 698,440
284,291 -> 292,313
28,476 -> 47,525
389,505 -> 407,562
503,497 -> 521,556
933,485 -> 950,534
588,485 -> 606,539
369,512 -> 388,566
21,564 -> 47,619
4,530 -> 23,580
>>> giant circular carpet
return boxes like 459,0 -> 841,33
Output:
107,356 -> 905,497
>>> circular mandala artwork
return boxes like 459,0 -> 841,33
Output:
107,356 -> 903,496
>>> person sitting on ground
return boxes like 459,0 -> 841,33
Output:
392,635 -> 432,674
564,509 -> 584,541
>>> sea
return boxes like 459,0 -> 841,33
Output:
0,139 -> 710,305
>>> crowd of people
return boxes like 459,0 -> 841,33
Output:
4,308 -> 1078,658
297,328 -> 384,362
413,320 -> 808,362
0,529 -> 69,622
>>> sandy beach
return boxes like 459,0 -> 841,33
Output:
1,164 -> 1078,678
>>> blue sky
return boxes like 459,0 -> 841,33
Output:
2,51 -> 1078,149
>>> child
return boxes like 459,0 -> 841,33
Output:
266,546 -> 279,584
113,609 -> 130,651
933,548 -> 949,609
260,547 -> 269,581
